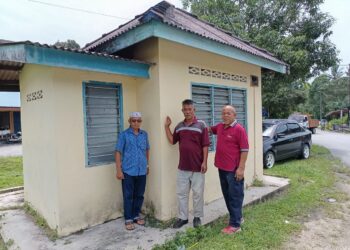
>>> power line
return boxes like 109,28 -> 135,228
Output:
28,0 -> 130,20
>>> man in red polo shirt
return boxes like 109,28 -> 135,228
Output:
165,99 -> 209,228
211,105 -> 249,234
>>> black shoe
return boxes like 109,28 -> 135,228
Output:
173,218 -> 188,228
193,217 -> 201,228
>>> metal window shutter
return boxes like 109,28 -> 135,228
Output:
214,88 -> 230,124
231,89 -> 246,129
85,84 -> 121,166
192,85 -> 215,150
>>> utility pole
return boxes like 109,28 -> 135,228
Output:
319,92 -> 322,120
348,64 -> 350,126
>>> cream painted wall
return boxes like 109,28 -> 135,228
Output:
53,68 -> 141,236
21,64 -> 140,236
156,38 -> 263,220
20,65 -> 60,230
129,39 -> 165,218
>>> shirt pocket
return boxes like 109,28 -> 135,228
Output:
138,137 -> 147,150
224,134 -> 237,144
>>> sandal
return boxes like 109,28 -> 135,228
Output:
134,218 -> 145,226
125,222 -> 135,231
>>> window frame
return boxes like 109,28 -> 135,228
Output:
191,82 -> 248,151
82,81 -> 124,167
287,123 -> 302,134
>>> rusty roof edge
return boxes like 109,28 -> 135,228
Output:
83,3 -> 287,68
159,20 -> 288,67
0,41 -> 154,66
83,1 -> 174,51
173,7 -> 287,66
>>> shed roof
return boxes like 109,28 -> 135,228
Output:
325,108 -> 349,118
0,106 -> 20,112
84,1 -> 287,70
2,41 -> 150,64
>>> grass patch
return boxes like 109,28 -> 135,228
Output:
251,178 -> 264,187
0,234 -> 13,250
144,202 -> 177,229
154,145 -> 337,249
146,215 -> 176,229
23,202 -> 58,241
0,157 -> 23,190
0,234 -> 6,250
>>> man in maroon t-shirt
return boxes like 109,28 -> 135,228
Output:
211,105 -> 249,235
165,99 -> 209,228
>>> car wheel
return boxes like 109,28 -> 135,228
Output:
301,144 -> 310,159
264,151 -> 275,169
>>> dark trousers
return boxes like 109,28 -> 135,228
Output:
122,173 -> 146,223
218,169 -> 244,227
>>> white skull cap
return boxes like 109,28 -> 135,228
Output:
129,112 -> 142,118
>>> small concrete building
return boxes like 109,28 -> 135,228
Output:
0,1 -> 288,236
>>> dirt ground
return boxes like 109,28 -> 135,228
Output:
283,172 -> 350,250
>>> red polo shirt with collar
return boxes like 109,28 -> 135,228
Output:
173,117 -> 210,172
211,121 -> 249,172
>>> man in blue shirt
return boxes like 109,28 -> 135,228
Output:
115,112 -> 150,231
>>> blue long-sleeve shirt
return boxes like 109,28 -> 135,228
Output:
115,127 -> 150,176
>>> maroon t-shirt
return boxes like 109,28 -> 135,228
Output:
211,121 -> 249,172
173,118 -> 210,172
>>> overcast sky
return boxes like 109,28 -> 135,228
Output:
1,0 -> 349,106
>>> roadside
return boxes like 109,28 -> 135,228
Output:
312,129 -> 350,167
0,144 -> 347,249
282,130 -> 350,249
283,171 -> 350,249
153,145 -> 340,249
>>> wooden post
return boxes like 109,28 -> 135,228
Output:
9,111 -> 14,133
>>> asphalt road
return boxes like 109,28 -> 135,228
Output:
312,129 -> 350,167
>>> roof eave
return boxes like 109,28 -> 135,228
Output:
94,20 -> 288,74
0,43 -> 151,79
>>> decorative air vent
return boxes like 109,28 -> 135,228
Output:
212,70 -> 222,78
188,66 -> 200,75
189,66 -> 247,83
222,73 -> 231,80
201,68 -> 211,77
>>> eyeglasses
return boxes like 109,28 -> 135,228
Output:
131,119 -> 142,123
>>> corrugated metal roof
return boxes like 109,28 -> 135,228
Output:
0,61 -> 23,92
1,41 -> 151,65
0,39 -> 13,44
0,61 -> 23,80
0,41 -> 152,92
84,1 -> 287,67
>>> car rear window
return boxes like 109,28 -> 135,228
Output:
276,124 -> 288,134
288,123 -> 302,133
263,123 -> 274,131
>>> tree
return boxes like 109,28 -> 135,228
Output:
183,0 -> 339,117
308,70 -> 349,119
53,39 -> 80,49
